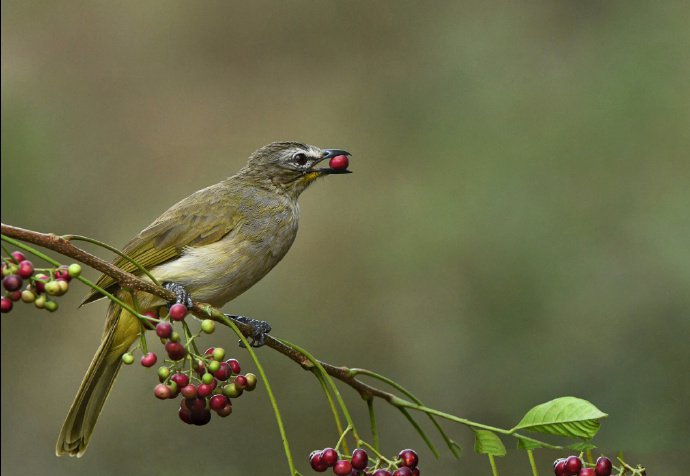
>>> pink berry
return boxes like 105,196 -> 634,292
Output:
393,468 -> 413,476
351,448 -> 368,470
155,321 -> 173,338
154,383 -> 171,399
169,303 -> 187,321
180,384 -> 197,399
310,452 -> 329,472
165,341 -> 187,360
17,261 -> 34,279
329,155 -> 349,170
398,449 -> 419,469
11,251 -> 26,263
333,460 -> 352,475
579,469 -> 595,476
3,275 -> 23,292
595,457 -> 612,476
209,394 -> 229,411
1,296 -> 13,313
140,352 -> 157,367
55,267 -> 71,281
564,456 -> 583,475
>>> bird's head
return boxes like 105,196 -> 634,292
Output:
239,141 -> 351,198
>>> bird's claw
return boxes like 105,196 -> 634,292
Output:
163,282 -> 193,309
224,314 -> 272,348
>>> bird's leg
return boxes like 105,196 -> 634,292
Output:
224,314 -> 272,348
163,282 -> 194,309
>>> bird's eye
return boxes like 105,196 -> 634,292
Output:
292,153 -> 308,166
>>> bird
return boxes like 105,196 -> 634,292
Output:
56,141 -> 351,457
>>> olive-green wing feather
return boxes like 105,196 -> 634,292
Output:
81,183 -> 240,305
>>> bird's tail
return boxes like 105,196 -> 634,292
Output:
56,301 -> 141,457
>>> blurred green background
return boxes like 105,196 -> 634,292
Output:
2,1 -> 689,474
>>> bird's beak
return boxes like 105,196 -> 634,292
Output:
317,149 -> 352,175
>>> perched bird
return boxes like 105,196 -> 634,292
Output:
56,141 -> 351,457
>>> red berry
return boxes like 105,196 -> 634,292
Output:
155,321 -> 173,338
321,448 -> 338,467
373,471 -> 392,476
3,275 -> 23,292
554,459 -> 567,476
579,469 -> 595,476
398,449 -> 419,469
180,384 -> 197,399
182,396 -> 206,413
214,362 -> 232,381
210,394 -> 229,411
169,303 -> 187,321
564,456 -> 583,475
197,383 -> 214,397
351,448 -> 368,470
234,374 -> 248,390
17,261 -> 34,279
11,251 -> 26,263
165,341 -> 187,360
412,469 -> 420,476
329,155 -> 349,170
55,267 -> 72,281
226,358 -> 241,374
393,468 -> 413,476
154,383 -> 171,399
595,457 -> 612,476
310,452 -> 329,472
1,296 -> 13,313
8,291 -> 21,301
333,460 -> 352,475
171,373 -> 190,388
178,405 -> 193,424
140,352 -> 158,367
216,402 -> 233,417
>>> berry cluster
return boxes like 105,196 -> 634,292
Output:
309,447 -> 419,475
122,303 -> 257,426
553,455 -> 613,476
2,251 -> 81,314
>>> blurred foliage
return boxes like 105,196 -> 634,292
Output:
2,1 -> 689,474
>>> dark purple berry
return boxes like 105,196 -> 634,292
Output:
351,448 -> 368,470
216,403 -> 233,417
3,275 -> 23,292
169,303 -> 187,321
192,408 -> 211,426
178,405 -> 193,424
333,460 -> 352,475
165,341 -> 186,360
595,457 -> 612,476
373,471 -> 392,476
398,449 -> 419,469
321,448 -> 338,467
393,468 -> 413,476
564,456 -> 583,475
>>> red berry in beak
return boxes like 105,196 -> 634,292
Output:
329,155 -> 349,170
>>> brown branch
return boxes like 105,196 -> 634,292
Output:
0,222 -> 393,402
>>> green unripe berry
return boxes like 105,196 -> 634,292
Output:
122,353 -> 135,365
222,382 -> 243,398
212,347 -> 225,362
208,360 -> 220,373
157,366 -> 171,380
21,290 -> 36,303
34,295 -> 46,308
56,280 -> 69,295
201,319 -> 215,334
3,265 -> 18,277
245,373 -> 258,391
170,331 -> 181,342
167,381 -> 178,394
202,372 -> 214,384
68,263 -> 82,277
44,300 -> 58,312
44,280 -> 61,296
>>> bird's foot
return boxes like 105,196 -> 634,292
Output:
224,314 -> 272,348
163,282 -> 194,308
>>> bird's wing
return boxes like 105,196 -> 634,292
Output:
81,183 -> 241,305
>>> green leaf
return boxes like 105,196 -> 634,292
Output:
568,441 -> 597,452
473,429 -> 507,457
512,397 -> 607,440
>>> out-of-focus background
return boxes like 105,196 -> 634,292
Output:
2,1 -> 689,474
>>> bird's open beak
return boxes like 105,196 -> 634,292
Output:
317,149 -> 352,175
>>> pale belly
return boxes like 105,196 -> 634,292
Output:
148,210 -> 299,307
